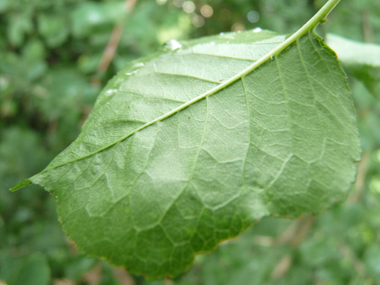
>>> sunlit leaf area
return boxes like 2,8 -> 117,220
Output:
1,0 -> 380,284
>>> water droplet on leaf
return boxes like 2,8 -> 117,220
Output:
164,39 -> 182,51
105,89 -> 118,96
125,71 -> 137,76
133,62 -> 144,68
253,27 -> 262,33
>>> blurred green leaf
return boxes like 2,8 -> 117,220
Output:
38,14 -> 69,47
327,33 -> 380,98
65,257 -> 97,280
7,12 -> 33,47
364,245 -> 380,276
71,2 -> 126,38
0,253 -> 50,285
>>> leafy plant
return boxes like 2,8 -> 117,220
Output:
327,33 -> 380,98
10,0 -> 361,280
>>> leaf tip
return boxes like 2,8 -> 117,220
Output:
10,179 -> 32,192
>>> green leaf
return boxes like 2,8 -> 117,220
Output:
327,33 -> 380,98
37,13 -> 69,47
0,253 -> 51,285
12,0 -> 360,279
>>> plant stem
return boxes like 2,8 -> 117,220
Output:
95,0 -> 138,85
194,0 -> 341,97
284,0 -> 340,47
122,0 -> 341,143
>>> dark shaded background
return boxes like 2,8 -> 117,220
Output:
1,0 -> 380,284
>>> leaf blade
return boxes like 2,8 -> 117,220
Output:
14,1 -> 361,278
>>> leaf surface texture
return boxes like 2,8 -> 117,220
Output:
21,30 -> 360,278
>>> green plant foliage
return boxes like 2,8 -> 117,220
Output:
11,1 -> 361,278
2,0 -> 380,283
327,34 -> 380,98
325,0 -> 380,43
0,253 -> 50,285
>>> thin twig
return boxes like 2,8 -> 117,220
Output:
94,0 -> 138,85
349,152 -> 369,202
277,216 -> 316,247
362,9 -> 373,42
270,254 -> 293,280
81,264 -> 102,285
270,216 -> 316,280
164,278 -> 174,285
338,243 -> 367,278
113,268 -> 136,285
97,24 -> 124,76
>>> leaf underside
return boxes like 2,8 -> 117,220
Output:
17,29 -> 360,278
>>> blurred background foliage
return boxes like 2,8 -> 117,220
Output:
0,0 -> 380,284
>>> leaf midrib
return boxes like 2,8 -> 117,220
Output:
41,0 -> 340,173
